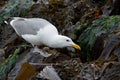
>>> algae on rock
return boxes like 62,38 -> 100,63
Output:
0,0 -> 33,24
0,44 -> 28,80
75,16 -> 120,61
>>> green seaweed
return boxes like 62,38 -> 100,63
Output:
0,0 -> 33,24
0,44 -> 28,79
75,16 -> 120,61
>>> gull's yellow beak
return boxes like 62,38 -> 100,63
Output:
72,44 -> 81,50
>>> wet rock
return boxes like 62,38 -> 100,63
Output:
15,61 -> 37,80
8,48 -> 68,79
98,34 -> 120,60
0,0 -> 33,24
101,63 -> 120,80
8,49 -> 43,79
0,0 -> 120,79
0,48 -> 18,80
0,48 -> 5,62
75,16 -> 120,61
26,0 -> 93,39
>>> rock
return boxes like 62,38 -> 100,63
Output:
8,49 -> 43,79
0,49 -> 5,62
75,16 -> 120,61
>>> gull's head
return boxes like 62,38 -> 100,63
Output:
51,35 -> 81,50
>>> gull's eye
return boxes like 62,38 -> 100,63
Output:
66,39 -> 70,42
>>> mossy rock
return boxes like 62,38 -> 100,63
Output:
75,16 -> 120,61
0,0 -> 33,24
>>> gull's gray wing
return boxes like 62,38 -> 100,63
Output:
10,17 -> 51,36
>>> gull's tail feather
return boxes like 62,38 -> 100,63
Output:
4,17 -> 25,25
3,17 -> 13,25
4,20 -> 8,24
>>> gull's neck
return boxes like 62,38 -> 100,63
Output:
45,35 -> 63,48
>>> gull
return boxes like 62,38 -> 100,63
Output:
10,17 -> 81,56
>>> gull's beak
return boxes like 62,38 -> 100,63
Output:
72,43 -> 81,50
